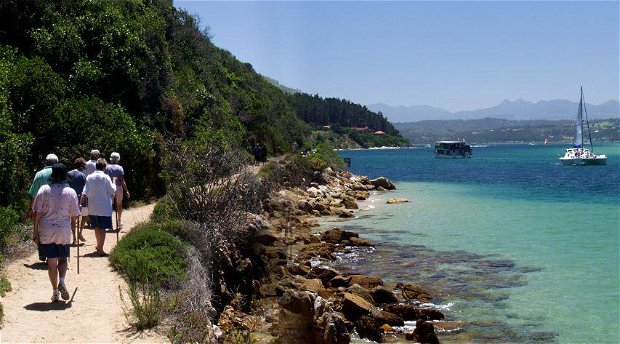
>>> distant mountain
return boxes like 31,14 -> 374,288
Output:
369,99 -> 620,122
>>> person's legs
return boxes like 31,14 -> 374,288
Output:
57,256 -> 69,300
94,228 -> 106,254
47,257 -> 59,289
115,190 -> 123,228
78,215 -> 86,241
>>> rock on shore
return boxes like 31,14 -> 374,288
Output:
214,169 -> 443,343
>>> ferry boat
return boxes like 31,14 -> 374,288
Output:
434,140 -> 472,158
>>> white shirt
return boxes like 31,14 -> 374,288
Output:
83,171 -> 116,216
33,183 -> 80,245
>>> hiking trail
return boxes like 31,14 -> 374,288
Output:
0,204 -> 167,343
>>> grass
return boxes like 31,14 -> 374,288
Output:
0,277 -> 11,296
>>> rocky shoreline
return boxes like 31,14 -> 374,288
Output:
215,169 -> 447,343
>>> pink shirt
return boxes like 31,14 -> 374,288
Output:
33,183 -> 80,245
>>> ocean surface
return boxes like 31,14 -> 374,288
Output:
326,143 -> 620,343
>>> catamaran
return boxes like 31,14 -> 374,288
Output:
559,87 -> 607,165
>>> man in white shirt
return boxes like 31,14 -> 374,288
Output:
81,158 -> 116,256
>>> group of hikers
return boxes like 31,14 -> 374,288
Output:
253,142 -> 268,165
27,150 -> 130,302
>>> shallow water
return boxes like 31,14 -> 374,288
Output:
328,143 -> 620,343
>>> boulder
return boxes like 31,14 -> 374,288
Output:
370,177 -> 395,190
339,210 -> 354,218
308,266 -> 341,284
411,320 -> 439,344
341,195 -> 359,209
298,200 -> 314,213
349,237 -> 373,247
294,276 -> 325,294
321,228 -> 359,244
371,286 -> 399,305
370,308 -> 404,326
349,275 -> 383,289
328,275 -> 351,288
386,198 -> 409,204
341,293 -> 372,321
314,311 -> 351,344
354,315 -> 382,343
300,243 -> 336,261
383,304 -> 444,321
279,290 -> 315,323
253,229 -> 280,245
346,284 -> 374,304
397,283 -> 432,302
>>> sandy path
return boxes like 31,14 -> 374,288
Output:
0,204 -> 168,343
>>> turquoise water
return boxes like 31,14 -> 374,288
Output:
333,143 -> 620,343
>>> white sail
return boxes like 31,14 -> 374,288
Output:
575,89 -> 583,148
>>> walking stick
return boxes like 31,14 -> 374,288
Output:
75,216 -> 80,274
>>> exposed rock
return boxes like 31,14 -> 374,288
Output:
354,315 -> 383,343
298,200 -> 314,213
397,283 -> 433,302
253,229 -> 280,245
294,276 -> 325,294
341,293 -> 372,321
371,286 -> 399,305
411,320 -> 439,344
383,304 -> 444,321
349,275 -> 383,289
328,275 -> 351,288
341,195 -> 359,209
308,266 -> 341,284
349,237 -> 373,247
370,308 -> 405,326
386,198 -> 409,204
346,284 -> 373,304
314,311 -> 351,344
279,290 -> 315,322
339,210 -> 354,218
370,177 -> 395,190
321,228 -> 359,244
300,243 -> 336,260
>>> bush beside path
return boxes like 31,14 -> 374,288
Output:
0,204 -> 168,343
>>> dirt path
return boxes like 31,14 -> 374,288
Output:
0,204 -> 168,343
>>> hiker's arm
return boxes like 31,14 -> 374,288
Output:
33,212 -> 42,244
121,176 -> 130,199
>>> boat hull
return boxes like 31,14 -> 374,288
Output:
559,157 -> 607,166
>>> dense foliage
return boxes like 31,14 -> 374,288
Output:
0,0 -> 310,210
289,93 -> 409,147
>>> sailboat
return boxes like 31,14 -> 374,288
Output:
559,87 -> 607,165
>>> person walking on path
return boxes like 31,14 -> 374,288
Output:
28,153 -> 59,262
32,163 -> 80,302
105,152 -> 130,229
67,158 -> 87,244
253,143 -> 261,165
81,158 -> 116,256
84,149 -> 100,176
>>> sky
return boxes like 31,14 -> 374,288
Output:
174,1 -> 619,112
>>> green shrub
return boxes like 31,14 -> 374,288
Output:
0,206 -> 20,249
121,277 -> 163,330
0,276 -> 11,296
110,222 -> 187,288
151,196 -> 180,223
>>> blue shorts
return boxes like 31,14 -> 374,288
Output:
41,244 -> 70,259
89,215 -> 113,230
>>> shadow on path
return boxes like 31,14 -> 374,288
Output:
24,301 -> 72,312
23,262 -> 47,270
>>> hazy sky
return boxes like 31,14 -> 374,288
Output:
174,1 -> 619,112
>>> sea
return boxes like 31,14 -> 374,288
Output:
324,143 -> 620,343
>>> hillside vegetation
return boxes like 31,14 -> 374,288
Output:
395,118 -> 620,144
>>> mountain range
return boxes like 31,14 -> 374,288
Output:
368,99 -> 620,123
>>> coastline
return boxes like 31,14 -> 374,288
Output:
217,168 -> 448,343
